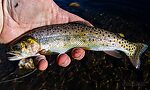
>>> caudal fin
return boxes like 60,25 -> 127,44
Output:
129,43 -> 148,68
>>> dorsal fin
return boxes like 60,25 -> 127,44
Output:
69,21 -> 88,25
68,21 -> 93,27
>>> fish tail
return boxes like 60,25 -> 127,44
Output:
128,43 -> 148,68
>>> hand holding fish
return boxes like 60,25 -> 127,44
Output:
0,0 -> 91,70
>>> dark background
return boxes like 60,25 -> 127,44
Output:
0,0 -> 150,89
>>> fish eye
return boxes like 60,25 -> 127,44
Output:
12,44 -> 21,50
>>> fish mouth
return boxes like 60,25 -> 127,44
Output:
7,51 -> 40,61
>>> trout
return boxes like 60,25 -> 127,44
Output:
7,22 -> 148,68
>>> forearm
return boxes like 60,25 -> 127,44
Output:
0,0 -> 57,43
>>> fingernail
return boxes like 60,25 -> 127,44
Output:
57,54 -> 71,67
37,59 -> 48,71
72,48 -> 85,60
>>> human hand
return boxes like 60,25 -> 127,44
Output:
0,0 -> 92,70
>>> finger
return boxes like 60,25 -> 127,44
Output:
57,53 -> 71,67
71,48 -> 85,60
34,55 -> 48,71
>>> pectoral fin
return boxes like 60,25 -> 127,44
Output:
38,49 -> 51,55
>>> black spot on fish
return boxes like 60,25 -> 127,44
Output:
83,40 -> 86,43
67,27 -> 70,30
129,48 -> 131,51
98,39 -> 102,41
85,27 -> 88,30
67,38 -> 70,41
101,29 -> 104,32
88,38 -> 91,41
124,41 -> 127,43
92,39 -> 95,41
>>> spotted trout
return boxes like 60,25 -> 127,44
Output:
7,22 -> 148,68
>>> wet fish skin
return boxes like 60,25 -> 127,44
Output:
7,22 -> 148,68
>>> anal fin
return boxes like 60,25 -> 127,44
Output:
104,51 -> 122,58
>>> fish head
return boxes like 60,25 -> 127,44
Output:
7,36 -> 40,61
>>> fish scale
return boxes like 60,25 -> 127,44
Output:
7,21 -> 148,69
